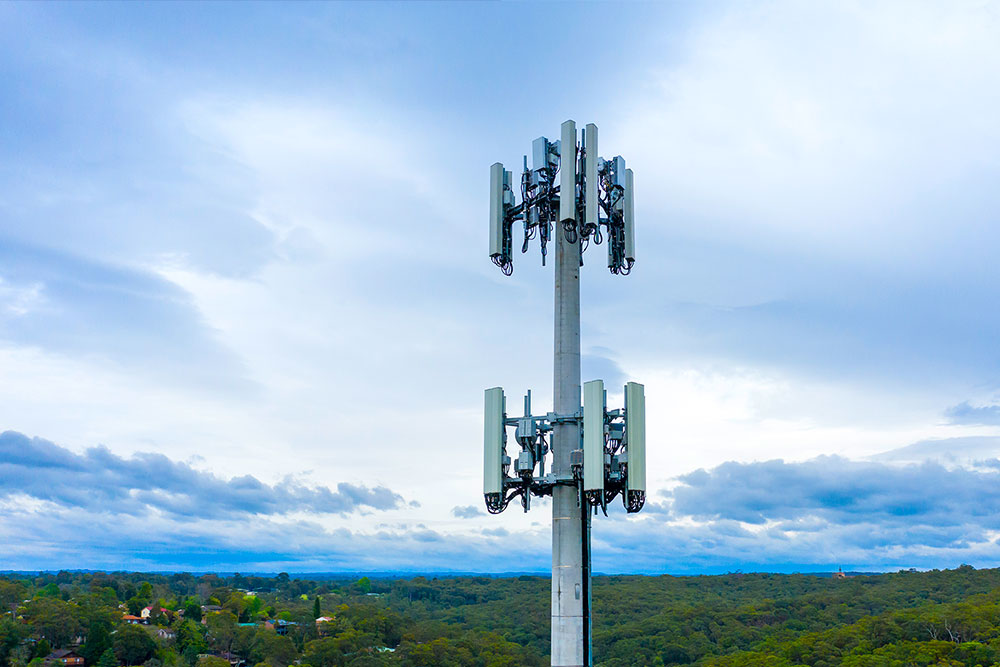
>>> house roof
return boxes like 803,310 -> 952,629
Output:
46,650 -> 80,659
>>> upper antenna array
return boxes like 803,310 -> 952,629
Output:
489,121 -> 635,276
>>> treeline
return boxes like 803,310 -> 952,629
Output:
377,565 -> 1000,664
0,571 -> 541,667
4,566 -> 1000,665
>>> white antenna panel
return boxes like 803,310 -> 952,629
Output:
484,387 -> 505,496
559,120 -> 576,224
489,163 -> 505,258
583,379 -> 605,493
625,382 -> 645,493
584,123 -> 598,230
624,169 -> 635,262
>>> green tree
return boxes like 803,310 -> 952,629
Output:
182,601 -> 202,623
223,594 -> 246,623
113,625 -> 156,666
205,612 -> 237,655
37,583 -> 60,599
148,606 -> 169,627
0,617 -> 25,667
301,638 -> 343,667
126,598 -> 145,617
0,581 -> 25,614
175,620 -> 207,656
232,626 -> 261,664
180,646 -> 200,667
32,640 -> 51,661
24,598 -> 81,648
196,658 -> 229,667
256,631 -> 296,667
313,598 -> 321,621
97,647 -> 118,667
81,621 -> 113,665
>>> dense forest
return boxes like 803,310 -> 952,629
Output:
3,566 -> 1000,666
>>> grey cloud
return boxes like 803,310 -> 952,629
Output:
669,456 -> 1000,544
641,500 -> 672,515
592,515 -> 1000,575
946,401 -> 1000,426
412,530 -> 444,543
0,503 -> 549,573
870,436 -> 1000,465
593,455 -> 1000,573
582,349 -> 626,388
0,430 -> 404,518
452,505 -> 483,519
0,239 -> 250,392
11,438 -> 1000,574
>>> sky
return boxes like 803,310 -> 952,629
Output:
1,0 -> 1000,575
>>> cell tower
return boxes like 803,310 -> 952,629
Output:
484,121 -> 646,667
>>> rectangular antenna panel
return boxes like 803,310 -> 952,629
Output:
484,387 -> 505,495
625,382 -> 646,493
489,163 -> 504,258
624,168 -> 635,262
585,123 -> 598,229
559,120 -> 576,224
532,137 -> 549,171
583,379 -> 605,493
613,156 -> 626,188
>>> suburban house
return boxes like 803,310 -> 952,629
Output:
315,617 -> 335,636
156,628 -> 176,641
274,620 -> 296,636
121,614 -> 144,625
141,606 -> 171,620
44,650 -> 84,667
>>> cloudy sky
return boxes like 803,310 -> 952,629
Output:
1,1 -> 999,574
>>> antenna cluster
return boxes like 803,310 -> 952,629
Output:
483,383 -> 646,515
489,121 -> 635,276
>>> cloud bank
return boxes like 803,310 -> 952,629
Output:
587,454 -> 1000,574
6,430 -> 1000,573
0,430 -> 404,518
671,456 -> 1000,529
946,402 -> 1000,426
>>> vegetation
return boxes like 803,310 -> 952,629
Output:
2,566 -> 1000,665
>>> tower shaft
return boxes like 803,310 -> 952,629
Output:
551,223 -> 590,666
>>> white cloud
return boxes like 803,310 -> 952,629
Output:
0,276 -> 43,317
2,1 -> 1000,572
616,1 -> 1000,268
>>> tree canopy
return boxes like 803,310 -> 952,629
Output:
4,567 -> 1000,666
